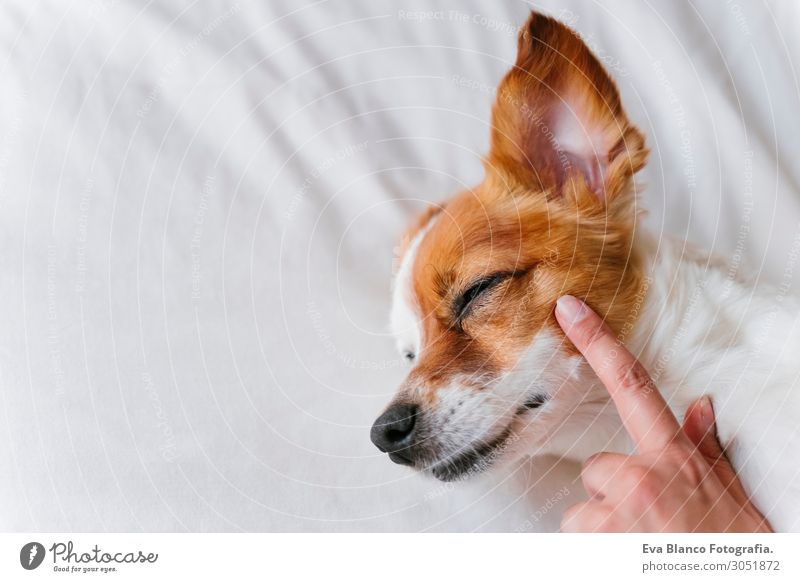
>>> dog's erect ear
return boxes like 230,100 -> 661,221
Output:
487,12 -> 646,203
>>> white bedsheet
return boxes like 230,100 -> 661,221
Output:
1,0 -> 799,531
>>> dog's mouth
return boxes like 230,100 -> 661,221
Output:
423,392 -> 547,481
425,425 -> 515,482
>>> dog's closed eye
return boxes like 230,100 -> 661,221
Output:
452,273 -> 511,323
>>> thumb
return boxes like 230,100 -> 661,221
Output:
682,396 -> 749,506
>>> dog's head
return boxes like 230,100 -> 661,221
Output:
371,12 -> 648,480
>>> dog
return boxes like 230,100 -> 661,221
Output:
370,11 -> 800,532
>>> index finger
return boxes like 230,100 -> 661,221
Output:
555,295 -> 682,451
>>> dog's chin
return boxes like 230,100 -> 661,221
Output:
423,426 -> 515,482
420,393 -> 550,481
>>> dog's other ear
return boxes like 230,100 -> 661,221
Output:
487,11 -> 646,203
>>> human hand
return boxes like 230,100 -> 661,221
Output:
554,295 -> 772,532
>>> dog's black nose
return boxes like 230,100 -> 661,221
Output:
370,403 -> 418,465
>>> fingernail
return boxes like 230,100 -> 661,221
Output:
556,295 -> 588,325
699,396 -> 714,424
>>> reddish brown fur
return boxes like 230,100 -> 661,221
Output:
488,13 -> 648,201
398,12 -> 649,402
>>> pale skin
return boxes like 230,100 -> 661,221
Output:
554,295 -> 772,533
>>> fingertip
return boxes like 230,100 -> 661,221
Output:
683,395 -> 719,452
699,395 -> 715,424
555,295 -> 589,329
695,395 -> 715,432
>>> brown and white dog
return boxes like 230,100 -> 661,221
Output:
370,11 -> 800,531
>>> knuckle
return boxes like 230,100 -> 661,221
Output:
634,479 -> 661,505
622,466 -> 658,502
678,452 -> 709,485
614,362 -> 654,394
622,465 -> 650,485
580,463 -> 596,485
684,461 -> 708,486
581,452 -> 611,481
574,319 -> 603,350
658,444 -> 705,483
583,452 -> 604,469
670,442 -> 694,462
